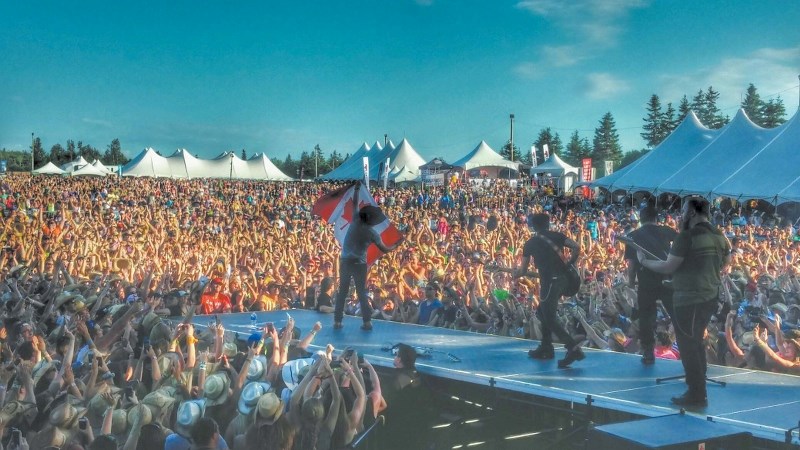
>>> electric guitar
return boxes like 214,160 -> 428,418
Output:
617,235 -> 666,262
484,264 -> 539,278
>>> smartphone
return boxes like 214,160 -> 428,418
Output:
79,417 -> 88,430
266,322 -> 274,333
11,428 -> 21,446
215,315 -> 221,327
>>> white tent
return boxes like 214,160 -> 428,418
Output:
61,156 -> 91,173
530,154 -> 579,192
451,141 -> 519,176
319,142 -> 371,181
70,163 -> 111,177
590,109 -> 800,204
32,162 -> 66,175
91,159 -> 117,174
369,138 -> 426,182
121,147 -> 293,180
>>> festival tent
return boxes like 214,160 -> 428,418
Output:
370,138 -> 426,182
60,156 -> 91,173
658,110 -> 783,197
451,141 -> 519,177
91,159 -> 117,174
32,162 -> 66,175
530,153 -> 580,192
712,109 -> 800,204
318,142 -> 371,181
122,148 -> 173,177
246,153 -> 295,181
590,111 -> 720,192
70,163 -> 111,177
166,149 -> 210,178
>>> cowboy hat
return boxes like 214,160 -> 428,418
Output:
110,409 -> 128,434
253,392 -> 283,425
281,358 -> 313,391
175,399 -> 206,438
203,372 -> 231,406
127,403 -> 153,428
48,401 -> 87,429
142,387 -> 177,413
0,400 -> 36,425
246,356 -> 267,382
238,381 -> 272,416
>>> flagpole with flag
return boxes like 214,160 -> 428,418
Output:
363,157 -> 370,186
312,183 -> 402,266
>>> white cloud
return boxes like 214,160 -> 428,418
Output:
81,117 -> 113,128
585,72 -> 630,100
658,46 -> 800,111
514,0 -> 648,73
513,62 -> 542,79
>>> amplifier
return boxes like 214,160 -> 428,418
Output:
588,413 -> 752,450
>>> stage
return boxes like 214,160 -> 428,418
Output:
185,310 -> 800,446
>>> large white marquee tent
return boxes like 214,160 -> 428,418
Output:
451,141 -> 519,176
530,153 -> 580,192
591,109 -> 800,204
122,148 -> 292,180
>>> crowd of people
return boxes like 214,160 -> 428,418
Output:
0,172 -> 798,449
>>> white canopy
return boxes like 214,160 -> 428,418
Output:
60,156 -> 91,173
91,159 -> 116,174
122,148 -> 292,180
32,162 -> 66,175
530,154 -> 579,192
591,109 -> 800,204
369,138 -> 426,182
70,163 -> 111,177
319,142 -> 371,181
451,141 -> 519,173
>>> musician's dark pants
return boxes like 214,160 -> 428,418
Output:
334,258 -> 372,323
673,298 -> 717,398
637,284 -> 672,352
537,276 -> 577,350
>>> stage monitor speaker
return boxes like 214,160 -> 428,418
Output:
588,413 -> 752,450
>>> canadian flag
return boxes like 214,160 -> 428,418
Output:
312,183 -> 402,266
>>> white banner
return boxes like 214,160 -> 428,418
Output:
531,145 -> 537,167
542,144 -> 550,161
383,157 -> 390,189
363,157 -> 370,186
604,160 -> 614,176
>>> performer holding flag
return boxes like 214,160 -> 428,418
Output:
313,181 -> 404,331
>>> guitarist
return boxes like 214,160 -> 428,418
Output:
623,206 -> 677,365
514,213 -> 584,368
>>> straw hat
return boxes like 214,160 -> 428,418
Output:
140,312 -> 162,335
175,399 -> 206,437
203,372 -> 231,406
110,409 -> 128,434
0,400 -> 36,425
142,387 -> 177,413
238,381 -> 272,416
28,426 -> 67,449
48,401 -> 87,429
127,404 -> 153,428
222,342 -> 239,358
254,392 -> 283,425
86,388 -> 121,419
246,356 -> 267,382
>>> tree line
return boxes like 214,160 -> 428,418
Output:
0,138 -> 130,172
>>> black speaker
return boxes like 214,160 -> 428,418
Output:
588,414 -> 752,450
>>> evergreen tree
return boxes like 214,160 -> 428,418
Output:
591,112 -> 623,176
533,127 -> 562,163
741,83 -> 766,125
241,148 -> 247,160
49,143 -> 65,166
663,102 -> 677,135
704,86 -> 728,128
620,149 -> 648,169
641,94 -> 665,148
563,131 -> 586,166
31,137 -> 45,169
104,139 -> 127,165
499,140 -> 520,162
65,140 -> 76,164
691,89 -> 708,125
327,150 -> 344,171
677,95 -> 691,124
762,97 -> 787,128
281,154 -> 297,179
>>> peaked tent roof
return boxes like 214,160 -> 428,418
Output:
246,153 -> 294,181
712,109 -> 800,203
658,110 -> 782,196
32,162 -> 66,175
369,138 -> 426,180
122,148 -> 173,177
319,142 -> 371,180
61,156 -> 91,173
70,163 -> 110,177
91,159 -> 116,174
451,141 -> 519,172
530,153 -> 579,177
591,111 -> 720,192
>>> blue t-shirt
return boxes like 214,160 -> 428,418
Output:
418,299 -> 443,324
165,433 -> 229,450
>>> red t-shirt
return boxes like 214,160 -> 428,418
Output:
200,292 -> 232,314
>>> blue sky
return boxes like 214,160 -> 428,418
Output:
2,0 -> 799,164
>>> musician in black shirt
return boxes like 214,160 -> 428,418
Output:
515,213 -> 584,368
624,206 -> 677,364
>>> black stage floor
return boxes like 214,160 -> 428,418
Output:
185,310 -> 800,445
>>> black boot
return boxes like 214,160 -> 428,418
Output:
528,345 -> 555,360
